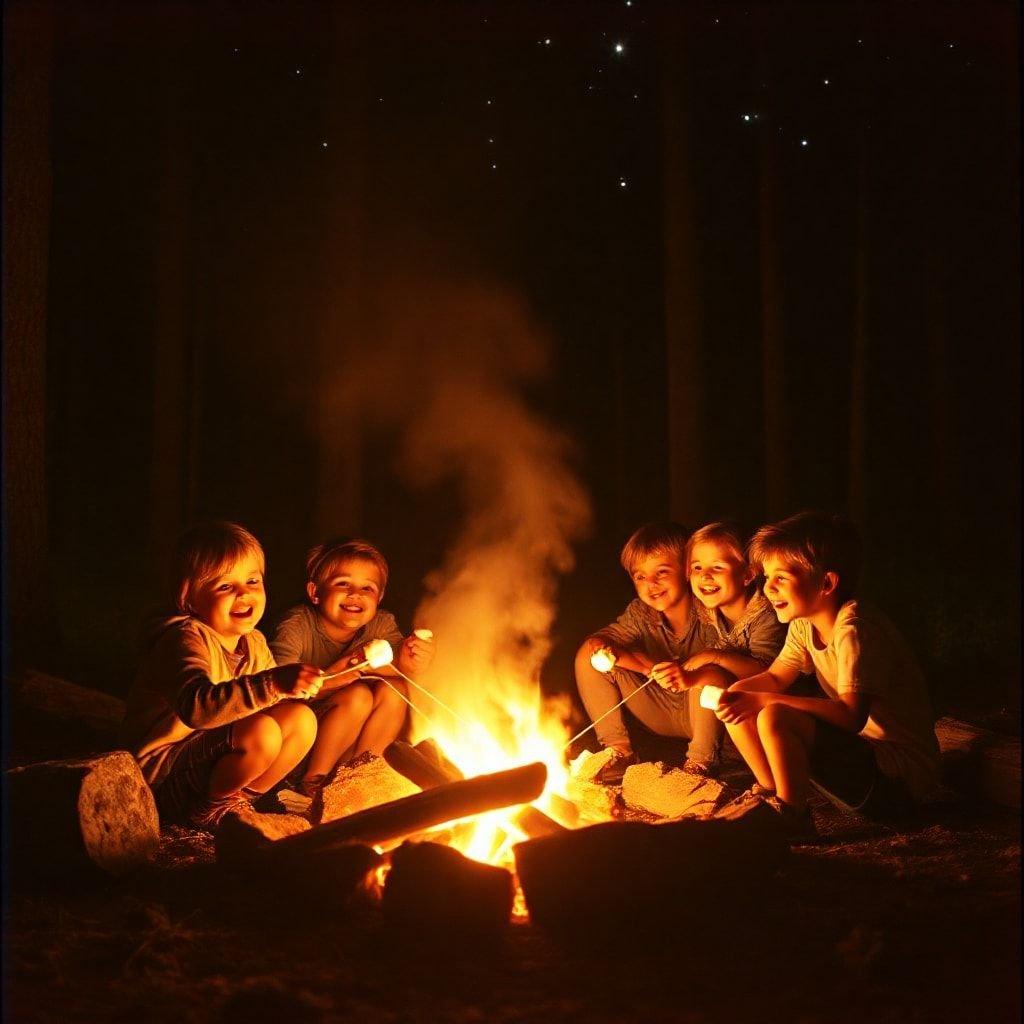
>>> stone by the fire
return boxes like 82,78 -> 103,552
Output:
383,841 -> 514,942
215,805 -> 311,869
312,752 -> 422,825
6,751 -> 160,885
622,761 -> 729,819
565,748 -> 619,822
514,817 -> 790,942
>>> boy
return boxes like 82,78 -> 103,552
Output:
715,511 -> 940,835
272,538 -> 435,795
121,522 -> 325,828
574,522 -> 730,785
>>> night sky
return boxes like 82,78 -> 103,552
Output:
8,1 -> 1020,717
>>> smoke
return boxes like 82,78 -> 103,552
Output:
344,275 -> 591,732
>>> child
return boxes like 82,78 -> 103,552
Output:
121,521 -> 325,829
574,522 -> 731,785
715,511 -> 940,835
271,538 -> 435,796
682,521 -> 787,678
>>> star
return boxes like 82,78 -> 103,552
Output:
824,78 -> 830,85
800,139 -> 809,147
295,68 -> 302,75
619,178 -> 628,188
545,38 -> 551,45
491,163 -> 498,170
321,141 -> 328,148
614,43 -> 625,54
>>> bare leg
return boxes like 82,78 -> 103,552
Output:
207,712 -> 283,799
756,703 -> 817,809
301,684 -> 374,790
684,665 -> 732,766
353,679 -> 410,756
724,718 -> 776,791
248,702 -> 317,794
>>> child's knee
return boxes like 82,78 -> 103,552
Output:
235,712 -> 284,762
756,701 -> 801,738
328,682 -> 374,717
691,664 -> 735,689
286,702 -> 318,744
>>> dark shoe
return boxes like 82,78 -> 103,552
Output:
681,757 -> 719,779
595,749 -> 638,787
764,795 -> 818,840
713,784 -> 775,821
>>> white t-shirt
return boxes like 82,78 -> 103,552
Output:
774,599 -> 940,798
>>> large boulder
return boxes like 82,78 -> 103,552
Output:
6,751 -> 159,885
622,761 -> 729,818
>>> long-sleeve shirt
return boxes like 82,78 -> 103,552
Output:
270,603 -> 405,671
591,596 -> 708,666
120,615 -> 280,785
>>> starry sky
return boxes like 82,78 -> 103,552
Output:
41,1 -> 1019,708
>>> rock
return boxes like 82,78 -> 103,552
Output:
215,806 -> 311,869
5,751 -> 159,885
934,716 -> 1021,810
312,752 -> 422,824
565,749 -> 619,822
622,761 -> 729,818
514,816 -> 790,942
382,841 -> 514,943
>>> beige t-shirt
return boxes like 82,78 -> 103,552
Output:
773,600 -> 940,798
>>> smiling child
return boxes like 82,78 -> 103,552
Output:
271,538 -> 435,795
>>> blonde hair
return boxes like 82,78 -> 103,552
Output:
170,521 -> 265,614
619,522 -> 690,576
748,511 -> 862,603
687,520 -> 758,595
305,538 -> 390,600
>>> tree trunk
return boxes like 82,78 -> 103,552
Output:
2,0 -> 55,673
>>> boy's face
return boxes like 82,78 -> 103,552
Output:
631,551 -> 687,615
312,557 -> 383,638
191,557 -> 266,642
689,540 -> 752,610
762,557 -> 825,622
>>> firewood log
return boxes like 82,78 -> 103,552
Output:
514,817 -> 790,940
385,741 -> 565,838
382,841 -> 514,942
6,752 -> 159,886
935,716 -> 1021,809
274,761 -> 547,855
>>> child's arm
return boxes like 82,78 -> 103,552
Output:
683,648 -> 766,679
717,686 -> 870,734
586,602 -> 658,676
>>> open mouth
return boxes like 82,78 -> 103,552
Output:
341,604 -> 365,615
230,607 -> 254,619
699,585 -> 720,595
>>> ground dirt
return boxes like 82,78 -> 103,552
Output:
5,780 -> 1019,1024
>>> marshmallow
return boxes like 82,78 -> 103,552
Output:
699,685 -> 724,711
413,628 -> 434,641
364,639 -> 395,669
590,648 -> 617,673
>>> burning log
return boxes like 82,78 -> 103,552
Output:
312,751 -> 421,824
385,740 -> 566,839
382,841 -> 515,943
514,817 -> 790,941
6,752 -> 160,886
413,737 -> 462,779
273,761 -> 547,855
566,749 -> 620,822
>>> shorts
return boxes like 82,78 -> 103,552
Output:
809,720 -> 914,820
151,722 -> 236,825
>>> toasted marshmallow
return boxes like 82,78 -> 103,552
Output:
590,648 -> 617,673
365,638 -> 395,669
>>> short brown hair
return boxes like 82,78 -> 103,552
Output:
748,511 -> 862,602
619,522 -> 691,576
305,538 -> 390,598
170,521 -> 265,614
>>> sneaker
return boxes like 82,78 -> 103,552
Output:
713,784 -> 775,821
189,793 -> 253,831
764,796 -> 818,840
681,758 -> 719,779
595,749 -> 638,787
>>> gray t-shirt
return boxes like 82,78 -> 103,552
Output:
773,599 -> 940,798
271,603 -> 405,672
592,596 -> 708,666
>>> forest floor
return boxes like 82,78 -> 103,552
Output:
5,762 -> 1020,1024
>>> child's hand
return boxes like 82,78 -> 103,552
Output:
649,660 -> 686,692
272,663 -> 325,700
401,631 -> 436,673
715,689 -> 768,724
683,650 -> 718,672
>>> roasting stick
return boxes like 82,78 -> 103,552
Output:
561,646 -> 657,753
